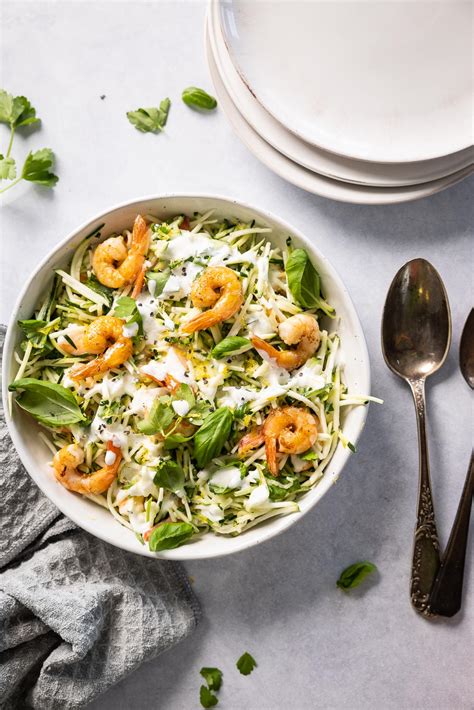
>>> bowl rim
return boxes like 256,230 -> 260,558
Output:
2,193 -> 371,559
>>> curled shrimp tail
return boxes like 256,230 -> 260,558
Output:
251,335 -> 300,370
265,436 -> 279,476
238,427 -> 264,455
53,442 -> 121,495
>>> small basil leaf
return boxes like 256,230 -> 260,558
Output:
146,269 -> 170,296
153,460 -> 185,493
148,521 -> 193,551
285,248 -> 335,317
300,449 -> 318,461
8,378 -> 86,426
182,86 -> 217,111
194,407 -> 233,468
236,652 -> 257,676
200,667 -> 223,692
138,396 -> 175,435
336,561 -> 377,591
285,248 -> 321,308
113,296 -> 143,336
199,685 -> 218,708
211,336 -> 252,360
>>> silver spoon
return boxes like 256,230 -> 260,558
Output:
429,308 -> 473,617
382,258 -> 451,617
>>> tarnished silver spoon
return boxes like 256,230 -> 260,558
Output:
429,308 -> 473,617
382,259 -> 451,617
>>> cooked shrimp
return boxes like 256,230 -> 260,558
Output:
238,406 -> 318,476
263,406 -> 318,476
92,214 -> 150,289
66,316 -> 133,380
53,441 -> 121,495
182,266 -> 243,333
252,313 -> 320,370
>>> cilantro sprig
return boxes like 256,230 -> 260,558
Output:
127,98 -> 171,133
0,89 -> 58,195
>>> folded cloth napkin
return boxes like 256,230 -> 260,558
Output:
0,327 -> 200,709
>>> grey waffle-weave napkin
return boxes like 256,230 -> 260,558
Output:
0,327 -> 200,709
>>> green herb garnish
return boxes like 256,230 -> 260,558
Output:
153,460 -> 185,494
336,561 -> 377,591
236,652 -> 257,676
127,98 -> 171,133
199,685 -> 218,708
148,521 -> 193,552
8,378 -> 86,426
194,407 -> 233,468
285,248 -> 334,317
211,336 -> 252,360
200,667 -> 223,692
182,87 -> 217,111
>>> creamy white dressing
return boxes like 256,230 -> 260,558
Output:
172,399 -> 190,417
245,484 -> 270,511
122,321 -> 139,338
210,466 -> 242,489
141,348 -> 193,385
104,450 -> 117,466
197,503 -> 224,523
130,386 -> 167,415
195,363 -> 226,402
164,232 -> 232,264
125,467 -> 160,498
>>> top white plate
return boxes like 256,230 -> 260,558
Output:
219,0 -> 473,163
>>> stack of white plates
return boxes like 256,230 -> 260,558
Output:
206,0 -> 473,204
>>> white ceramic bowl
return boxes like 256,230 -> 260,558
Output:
2,195 -> 370,559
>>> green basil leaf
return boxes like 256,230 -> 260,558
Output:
138,396 -> 175,435
21,148 -> 58,187
194,407 -> 233,468
199,685 -> 218,708
146,269 -> 170,296
236,652 -> 257,676
172,383 -> 195,409
300,449 -> 318,461
163,431 -> 195,450
285,248 -> 335,317
200,667 -> 223,692
8,378 -> 86,426
18,318 -> 59,354
153,460 -> 185,493
211,336 -> 252,360
285,248 -> 321,308
148,521 -> 193,551
113,296 -> 143,336
182,86 -> 217,111
336,561 -> 377,591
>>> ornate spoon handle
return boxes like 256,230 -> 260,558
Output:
408,378 -> 440,617
429,453 -> 473,616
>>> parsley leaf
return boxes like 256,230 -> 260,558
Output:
336,561 -> 377,591
200,667 -> 223,692
137,396 -> 174,436
236,652 -> 257,676
21,148 -> 58,187
0,90 -> 40,129
113,296 -> 143,336
0,154 -> 16,180
127,98 -> 171,133
200,685 -> 218,708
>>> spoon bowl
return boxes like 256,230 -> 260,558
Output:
382,259 -> 451,381
382,258 -> 451,616
460,308 -> 474,389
